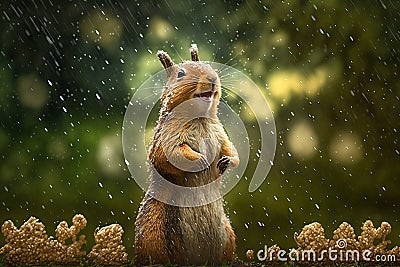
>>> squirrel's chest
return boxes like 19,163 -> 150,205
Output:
181,120 -> 224,151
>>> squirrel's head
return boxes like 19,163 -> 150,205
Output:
157,44 -> 221,116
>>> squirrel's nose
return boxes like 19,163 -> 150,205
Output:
206,77 -> 217,92
207,77 -> 216,84
197,76 -> 217,92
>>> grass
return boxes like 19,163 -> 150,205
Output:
1,255 -> 398,267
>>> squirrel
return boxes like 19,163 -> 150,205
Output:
134,44 -> 239,266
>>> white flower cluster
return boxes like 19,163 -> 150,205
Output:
246,220 -> 400,263
0,214 -> 128,266
88,223 -> 128,265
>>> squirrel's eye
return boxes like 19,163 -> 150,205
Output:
177,68 -> 186,79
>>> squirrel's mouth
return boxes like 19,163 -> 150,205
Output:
194,91 -> 214,102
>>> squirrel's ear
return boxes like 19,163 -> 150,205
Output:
157,50 -> 175,75
190,44 -> 199,61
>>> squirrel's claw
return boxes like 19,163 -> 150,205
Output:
217,156 -> 230,174
187,154 -> 210,172
198,154 -> 210,171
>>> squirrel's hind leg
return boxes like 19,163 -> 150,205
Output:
222,216 -> 236,263
134,197 -> 170,265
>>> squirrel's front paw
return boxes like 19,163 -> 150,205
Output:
217,156 -> 230,174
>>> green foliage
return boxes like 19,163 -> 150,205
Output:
0,0 -> 399,263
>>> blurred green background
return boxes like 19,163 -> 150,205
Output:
1,0 -> 399,261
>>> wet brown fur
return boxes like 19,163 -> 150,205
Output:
135,45 -> 239,265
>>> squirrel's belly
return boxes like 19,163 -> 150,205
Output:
136,195 -> 230,265
179,201 -> 228,264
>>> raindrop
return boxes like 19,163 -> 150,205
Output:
108,193 -> 113,199
46,36 -> 53,45
379,0 -> 387,9
95,93 -> 101,100
315,203 -> 320,210
98,182 -> 103,188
